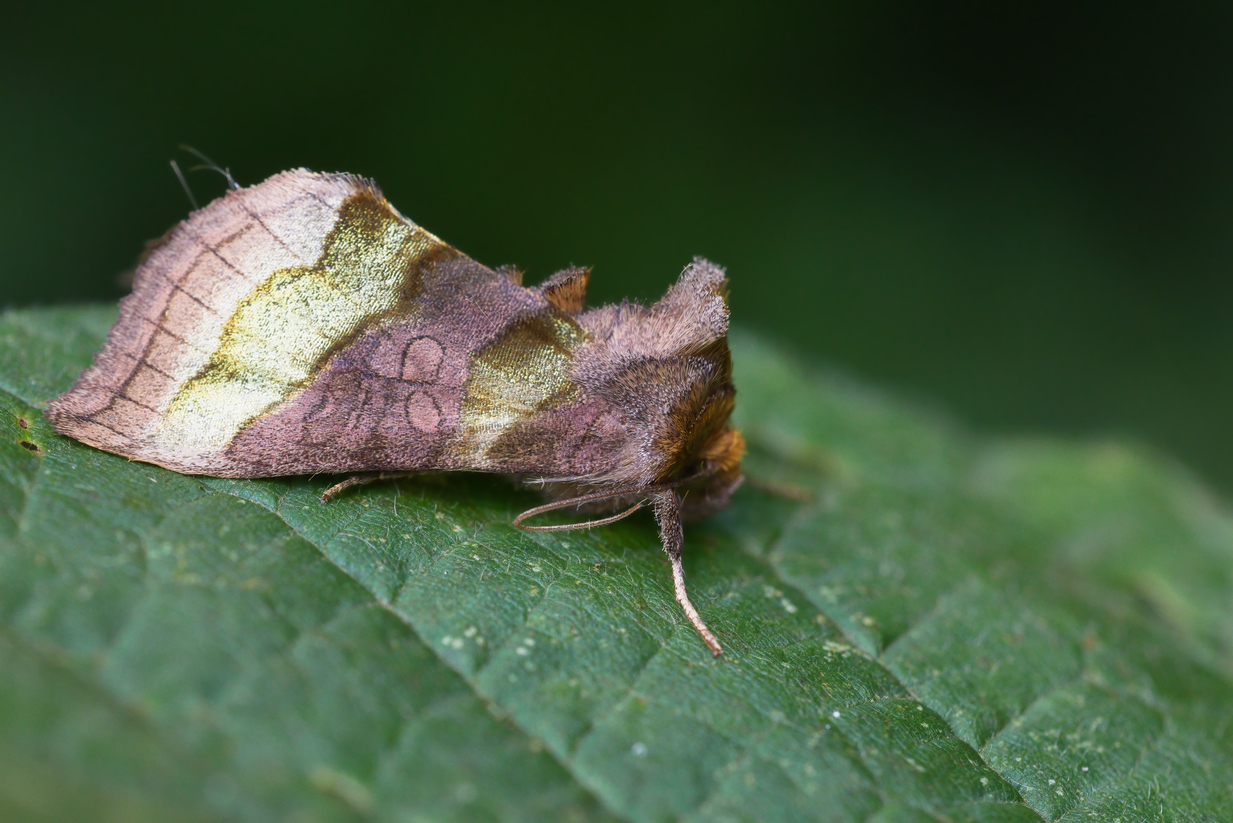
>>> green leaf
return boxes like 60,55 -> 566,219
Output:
2,306 -> 1231,822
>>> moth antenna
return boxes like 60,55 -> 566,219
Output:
169,160 -> 199,210
178,145 -> 241,190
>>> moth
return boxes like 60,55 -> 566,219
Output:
47,169 -> 744,656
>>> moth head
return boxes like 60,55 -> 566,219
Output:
678,424 -> 745,519
663,348 -> 746,519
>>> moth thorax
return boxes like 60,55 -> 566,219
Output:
654,372 -> 738,476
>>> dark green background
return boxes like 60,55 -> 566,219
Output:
6,2 -> 1233,488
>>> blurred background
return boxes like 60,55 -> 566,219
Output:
4,2 -> 1233,490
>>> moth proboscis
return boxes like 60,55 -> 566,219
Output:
47,169 -> 744,656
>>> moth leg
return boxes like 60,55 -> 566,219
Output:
652,489 -> 723,657
319,472 -> 412,503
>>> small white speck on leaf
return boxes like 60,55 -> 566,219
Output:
631,742 -> 647,756
832,711 -> 841,719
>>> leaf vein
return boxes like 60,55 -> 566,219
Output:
210,485 -> 633,823
749,514 -> 1040,814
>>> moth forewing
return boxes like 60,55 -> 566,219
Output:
47,168 -> 743,656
